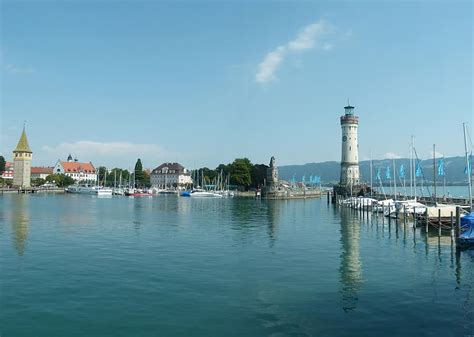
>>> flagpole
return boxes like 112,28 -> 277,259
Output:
443,157 -> 446,197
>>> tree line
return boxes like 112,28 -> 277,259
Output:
195,158 -> 268,190
0,156 -> 269,190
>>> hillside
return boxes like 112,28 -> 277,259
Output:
278,156 -> 471,185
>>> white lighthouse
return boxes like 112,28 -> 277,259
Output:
340,104 -> 360,187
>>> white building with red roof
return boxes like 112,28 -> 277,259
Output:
1,161 -> 14,180
53,154 -> 97,182
31,167 -> 54,180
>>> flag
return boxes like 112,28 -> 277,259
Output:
385,166 -> 391,179
437,159 -> 445,176
376,168 -> 381,181
415,162 -> 422,177
399,164 -> 406,179
465,155 -> 472,175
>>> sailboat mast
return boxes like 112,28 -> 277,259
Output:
413,136 -> 417,202
463,123 -> 473,210
433,144 -> 437,204
393,159 -> 396,199
409,140 -> 413,198
370,151 -> 373,196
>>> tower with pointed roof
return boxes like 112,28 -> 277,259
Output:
13,126 -> 33,188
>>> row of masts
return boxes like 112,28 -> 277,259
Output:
192,169 -> 230,191
368,123 -> 472,210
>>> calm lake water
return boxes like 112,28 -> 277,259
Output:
1,193 -> 473,337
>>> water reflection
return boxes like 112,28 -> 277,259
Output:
339,208 -> 363,312
10,195 -> 30,256
265,201 -> 280,244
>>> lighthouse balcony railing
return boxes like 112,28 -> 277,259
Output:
340,115 -> 359,124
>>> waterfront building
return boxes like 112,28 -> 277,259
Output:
1,162 -> 14,180
31,167 -> 54,180
53,154 -> 97,182
150,162 -> 192,187
340,104 -> 360,187
13,127 -> 33,188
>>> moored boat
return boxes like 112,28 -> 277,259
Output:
124,188 -> 153,197
458,212 -> 474,246
181,189 -> 223,198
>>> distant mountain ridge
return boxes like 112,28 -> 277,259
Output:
278,156 -> 471,185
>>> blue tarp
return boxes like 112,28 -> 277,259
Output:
459,212 -> 474,245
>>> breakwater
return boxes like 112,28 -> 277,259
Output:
0,187 -> 65,194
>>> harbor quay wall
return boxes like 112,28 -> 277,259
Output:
262,188 -> 322,200
0,187 -> 65,194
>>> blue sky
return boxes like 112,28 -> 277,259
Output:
1,1 -> 472,170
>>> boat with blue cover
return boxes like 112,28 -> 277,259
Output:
458,212 -> 474,246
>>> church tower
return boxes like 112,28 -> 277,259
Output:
13,126 -> 33,188
340,104 -> 360,187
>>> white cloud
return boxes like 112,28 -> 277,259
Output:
41,141 -> 164,168
383,152 -> 402,159
255,19 -> 333,84
255,46 -> 286,84
5,64 -> 35,74
287,20 -> 330,51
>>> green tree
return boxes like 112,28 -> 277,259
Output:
46,174 -> 75,187
0,156 -> 5,172
97,167 -> 107,185
134,159 -> 145,187
31,178 -> 46,186
215,164 -> 230,176
201,167 -> 217,184
108,168 -> 130,187
142,170 -> 151,188
251,164 -> 268,188
229,158 -> 252,189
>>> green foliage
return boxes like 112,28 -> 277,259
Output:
216,164 -> 230,176
0,178 -> 13,187
134,159 -> 145,186
45,174 -> 75,187
107,168 -> 130,187
194,158 -> 269,190
97,167 -> 107,185
229,158 -> 252,188
97,167 -> 135,187
201,167 -> 217,183
142,170 -> 151,188
251,164 -> 268,188
31,178 -> 46,187
0,156 -> 5,172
